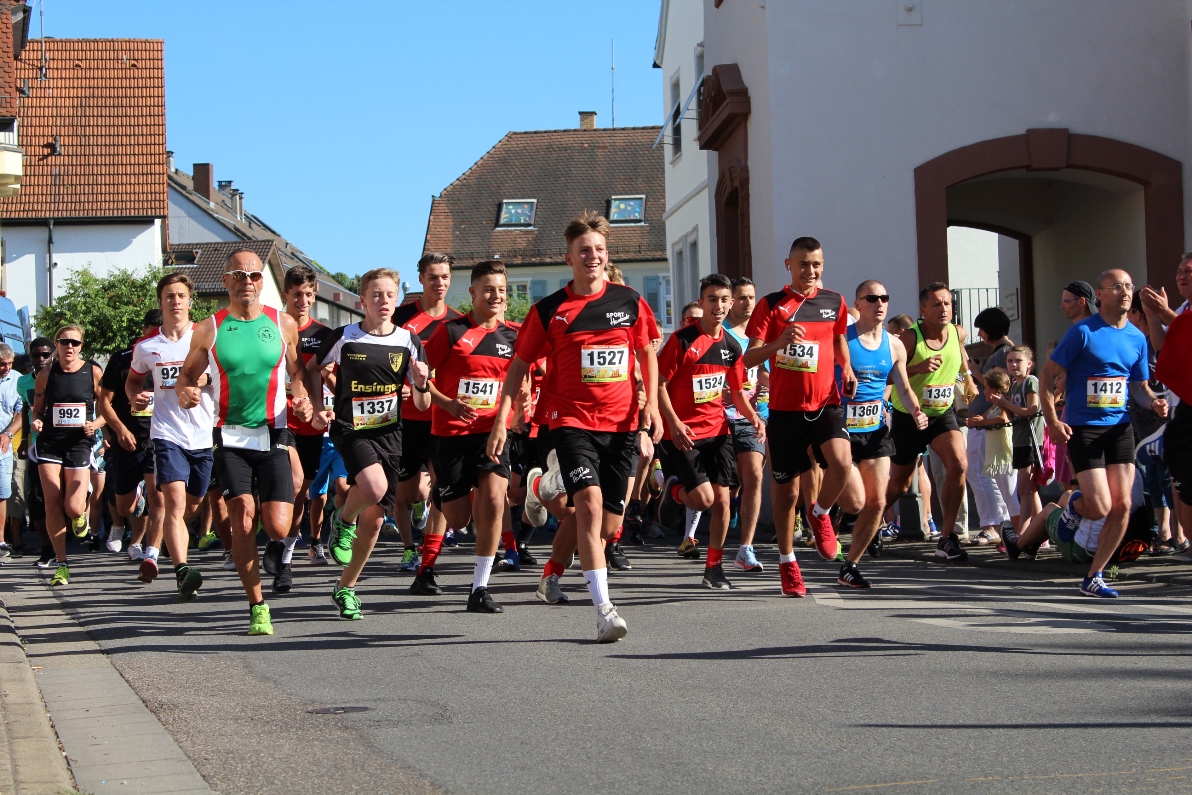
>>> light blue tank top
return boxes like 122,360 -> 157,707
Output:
838,325 -> 892,433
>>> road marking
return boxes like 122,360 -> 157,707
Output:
912,616 -> 1111,634
825,780 -> 936,792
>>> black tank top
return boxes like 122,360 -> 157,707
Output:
38,360 -> 97,447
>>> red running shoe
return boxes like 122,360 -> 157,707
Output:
138,556 -> 159,584
780,560 -> 807,597
808,510 -> 840,561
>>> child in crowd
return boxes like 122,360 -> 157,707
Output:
998,345 -> 1044,530
965,367 -> 1019,545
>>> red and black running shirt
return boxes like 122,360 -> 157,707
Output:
425,315 -> 518,436
657,324 -> 746,440
288,317 -> 332,436
393,302 -> 463,423
745,285 -> 849,412
516,281 -> 657,433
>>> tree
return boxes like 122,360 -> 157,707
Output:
33,266 -> 219,358
453,293 -> 531,324
330,271 -> 361,294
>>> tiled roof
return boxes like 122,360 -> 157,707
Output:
423,126 -> 666,268
0,38 -> 167,220
167,240 -> 278,294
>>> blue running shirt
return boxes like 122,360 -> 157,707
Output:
837,325 -> 892,433
1050,315 -> 1148,426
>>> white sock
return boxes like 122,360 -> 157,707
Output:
472,555 -> 495,592
684,508 -> 702,539
583,567 -> 610,607
281,535 -> 298,564
145,546 -> 159,560
812,502 -> 829,518
779,551 -> 797,564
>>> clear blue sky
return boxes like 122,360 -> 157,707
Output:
41,0 -> 665,284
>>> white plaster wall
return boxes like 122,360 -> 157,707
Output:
168,186 -> 237,243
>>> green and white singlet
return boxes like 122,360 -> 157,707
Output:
208,307 -> 288,442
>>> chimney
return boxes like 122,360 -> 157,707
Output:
193,163 -> 214,202
165,150 -> 174,171
231,189 -> 244,219
217,179 -> 233,194
579,111 -> 597,130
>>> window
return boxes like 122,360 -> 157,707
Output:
672,241 -> 686,308
609,195 -> 645,224
670,77 -> 682,157
509,281 -> 531,300
497,199 -> 536,228
644,274 -> 674,328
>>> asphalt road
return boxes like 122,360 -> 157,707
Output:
9,536 -> 1192,795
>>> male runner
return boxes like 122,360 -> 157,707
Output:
177,249 -> 314,635
885,283 -> 979,562
834,281 -> 925,587
744,236 -> 855,597
656,274 -> 765,590
393,253 -> 459,584
1041,269 -> 1166,597
1061,281 -> 1096,323
488,211 -> 662,642
426,260 -> 518,613
311,267 -> 429,620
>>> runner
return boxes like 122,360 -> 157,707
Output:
310,267 -> 429,620
1040,269 -> 1166,597
834,280 -> 926,588
393,253 -> 459,586
487,211 -> 662,642
128,274 -> 215,599
884,282 -> 979,562
18,338 -> 53,567
656,273 -> 765,590
425,260 -> 518,612
30,324 -> 105,586
1061,281 -> 1096,323
744,236 -> 855,597
176,249 -> 315,634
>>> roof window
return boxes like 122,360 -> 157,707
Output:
609,195 -> 645,224
497,199 -> 536,228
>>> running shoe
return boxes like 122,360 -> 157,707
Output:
523,466 -> 549,528
807,510 -> 840,561
442,528 -> 457,547
105,531 -> 124,553
399,547 -> 421,572
728,498 -> 740,532
658,476 -> 682,529
837,561 -> 871,589
734,545 -> 764,573
69,513 -> 88,539
138,556 -> 159,583
127,543 -> 145,563
262,540 -> 284,576
176,565 -> 202,602
677,537 -> 701,560
606,542 -> 632,571
410,568 -> 443,596
380,518 -> 399,537
89,533 -> 104,552
935,534 -> 968,562
867,532 -> 884,558
1002,526 -> 1022,560
701,564 -> 733,590
927,519 -> 941,541
502,546 -> 521,571
779,560 -> 807,597
1080,573 -> 1119,598
516,543 -> 537,565
197,531 -> 220,551
272,563 -> 293,594
222,550 -> 236,570
328,510 -> 357,567
880,521 -> 900,541
49,563 -> 70,586
36,547 -> 56,569
410,500 -> 429,532
536,573 -> 568,604
332,586 -> 363,620
309,543 -> 330,566
467,587 -> 504,613
624,515 -> 646,545
1022,542 -> 1042,560
595,603 -> 627,643
1056,491 -> 1083,542
0,542 -> 9,558
248,603 -> 274,635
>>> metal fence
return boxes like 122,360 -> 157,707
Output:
951,287 -> 1001,328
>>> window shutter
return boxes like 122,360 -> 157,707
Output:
645,275 -> 660,315
530,279 -> 547,302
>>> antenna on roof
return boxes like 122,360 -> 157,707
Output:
38,0 -> 46,80
610,39 -> 616,129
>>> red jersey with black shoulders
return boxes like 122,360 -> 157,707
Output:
515,281 -> 657,433
745,285 -> 848,412
288,317 -> 332,436
658,324 -> 746,440
425,314 -> 518,436
393,301 -> 463,422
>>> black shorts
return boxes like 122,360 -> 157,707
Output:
330,425 -> 400,516
108,442 -> 154,497
535,425 -> 555,468
1165,402 -> 1192,502
552,427 -> 640,515
659,435 -> 738,491
25,461 -> 44,523
1067,423 -> 1135,474
508,431 -> 542,479
397,419 -> 433,482
849,425 -> 895,464
766,406 -> 849,483
213,427 -> 294,503
33,435 -> 94,469
890,407 -> 961,467
433,432 -> 511,504
1012,445 -> 1039,471
291,433 -> 324,482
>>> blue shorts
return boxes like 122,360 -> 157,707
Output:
0,453 -> 13,500
153,439 -> 214,497
309,436 -> 347,499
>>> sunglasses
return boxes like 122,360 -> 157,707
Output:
57,338 -> 82,347
861,294 -> 890,304
226,270 -> 264,282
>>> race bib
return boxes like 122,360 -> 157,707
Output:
323,391 -> 335,411
457,378 -> 499,411
845,400 -> 884,433
692,372 -> 726,404
130,393 -> 154,418
53,403 -> 86,428
352,393 -> 399,429
156,361 -> 183,389
921,383 -> 954,410
743,365 -> 759,394
581,345 -> 629,383
220,424 -> 270,452
1087,377 -> 1126,409
776,341 -> 819,372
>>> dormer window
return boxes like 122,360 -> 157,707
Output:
609,195 -> 645,224
497,199 -> 536,228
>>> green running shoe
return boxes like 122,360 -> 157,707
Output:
49,563 -> 70,586
328,510 -> 357,567
69,514 -> 89,539
197,531 -> 220,551
248,603 -> 273,635
176,565 -> 203,602
332,586 -> 363,620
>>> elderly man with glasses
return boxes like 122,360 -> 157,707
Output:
0,344 -> 22,558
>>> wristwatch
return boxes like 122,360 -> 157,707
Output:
413,382 -> 430,394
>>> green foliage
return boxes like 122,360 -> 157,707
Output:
330,271 -> 361,294
33,266 -> 219,358
453,293 -> 531,323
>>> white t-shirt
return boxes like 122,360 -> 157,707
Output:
130,325 -> 215,450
